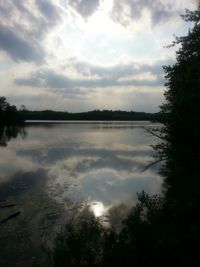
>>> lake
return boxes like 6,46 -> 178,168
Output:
0,121 -> 162,266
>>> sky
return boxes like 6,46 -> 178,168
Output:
0,0 -> 198,112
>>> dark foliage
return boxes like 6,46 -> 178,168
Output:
48,210 -> 104,267
19,109 -> 156,121
0,97 -> 24,125
0,125 -> 27,146
153,6 -> 200,265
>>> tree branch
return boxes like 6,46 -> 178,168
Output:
143,127 -> 165,140
142,157 -> 167,172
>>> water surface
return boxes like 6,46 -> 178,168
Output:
0,121 -> 162,266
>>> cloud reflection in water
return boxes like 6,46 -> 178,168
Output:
0,122 -> 162,214
0,122 -> 162,266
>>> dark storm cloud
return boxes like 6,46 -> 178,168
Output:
15,63 -> 165,92
0,25 -> 45,63
111,0 -> 174,27
15,69 -> 84,97
72,60 -> 167,79
73,61 -> 136,79
69,0 -> 100,18
35,0 -> 61,25
11,0 -> 36,18
0,0 -> 62,62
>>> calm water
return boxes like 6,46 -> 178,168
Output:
0,121 -> 162,266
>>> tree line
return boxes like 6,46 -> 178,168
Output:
0,97 -> 157,122
19,109 -> 156,121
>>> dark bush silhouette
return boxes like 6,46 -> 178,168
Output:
0,126 -> 27,146
0,97 -> 24,125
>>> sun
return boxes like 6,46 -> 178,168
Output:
90,201 -> 105,217
85,9 -> 127,37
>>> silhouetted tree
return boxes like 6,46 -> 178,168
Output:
157,5 -> 200,191
0,97 -> 24,125
153,4 -> 200,265
0,97 -> 9,111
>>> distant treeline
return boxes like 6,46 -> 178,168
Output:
1,96 -> 158,123
19,109 -> 158,121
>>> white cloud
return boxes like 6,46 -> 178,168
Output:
0,0 -> 197,111
110,0 -> 198,27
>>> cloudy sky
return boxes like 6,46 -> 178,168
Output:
0,0 -> 198,112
